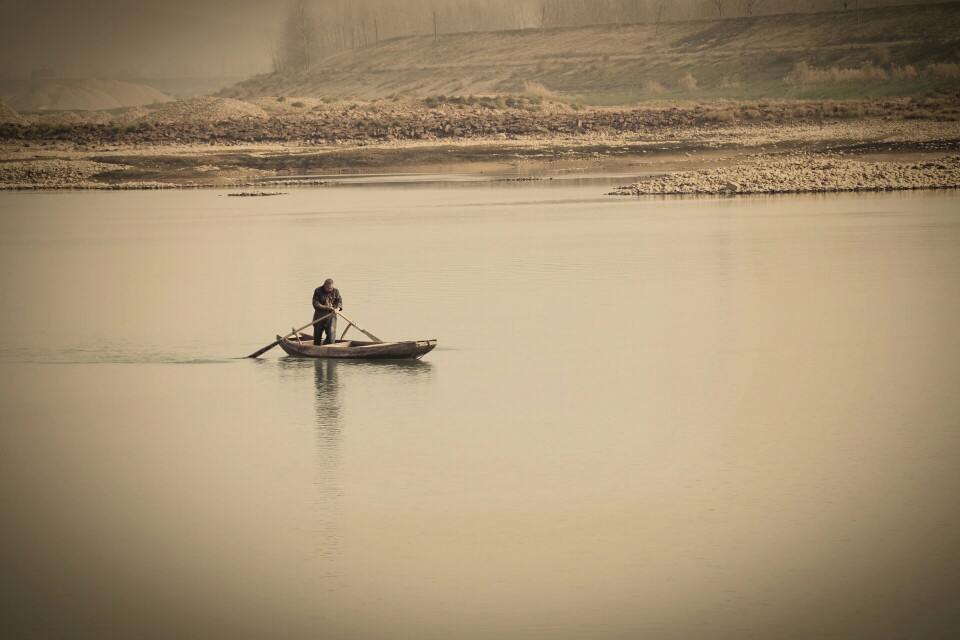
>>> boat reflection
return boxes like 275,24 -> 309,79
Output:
275,356 -> 435,437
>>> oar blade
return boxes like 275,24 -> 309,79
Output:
243,311 -> 334,358
246,339 -> 281,359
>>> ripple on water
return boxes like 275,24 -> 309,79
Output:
0,344 -> 236,365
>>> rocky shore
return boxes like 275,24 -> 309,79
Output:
0,159 -> 186,190
608,154 -> 960,196
2,96 -> 959,192
3,95 -> 959,147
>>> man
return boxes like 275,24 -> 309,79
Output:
312,279 -> 343,345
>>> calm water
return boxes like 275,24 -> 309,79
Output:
1,179 -> 959,639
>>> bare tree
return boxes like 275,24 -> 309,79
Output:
274,0 -> 318,72
741,0 -> 761,16
711,0 -> 725,18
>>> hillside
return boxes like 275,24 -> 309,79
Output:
0,79 -> 172,112
222,2 -> 960,103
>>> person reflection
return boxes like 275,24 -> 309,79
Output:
314,358 -> 341,437
312,358 -> 343,517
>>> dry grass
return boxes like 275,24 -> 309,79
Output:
785,60 -> 960,86
925,62 -> 960,79
784,61 -> 888,85
720,75 -> 742,89
890,65 -> 919,81
677,72 -> 699,92
644,80 -> 666,94
523,80 -> 553,98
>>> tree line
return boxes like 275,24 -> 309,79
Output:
273,0 -> 938,71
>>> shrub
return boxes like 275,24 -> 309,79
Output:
925,62 -> 960,79
719,75 -> 741,89
523,80 -> 553,98
700,108 -> 736,123
291,101 -> 305,108
891,64 -> 918,81
784,61 -> 891,85
677,72 -> 698,92
643,80 -> 665,94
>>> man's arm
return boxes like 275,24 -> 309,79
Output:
312,288 -> 326,311
334,290 -> 343,310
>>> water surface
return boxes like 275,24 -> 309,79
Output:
1,181 -> 959,639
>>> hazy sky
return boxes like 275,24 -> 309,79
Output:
0,0 -> 282,79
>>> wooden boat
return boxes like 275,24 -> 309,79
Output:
277,334 -> 437,360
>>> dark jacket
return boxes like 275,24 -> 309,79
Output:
312,287 -> 343,318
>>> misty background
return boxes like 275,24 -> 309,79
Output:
0,0 -> 948,88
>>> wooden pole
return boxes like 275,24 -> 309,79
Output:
333,311 -> 383,343
245,311 -> 334,358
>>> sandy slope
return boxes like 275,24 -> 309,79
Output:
0,79 -> 172,112
222,2 -> 960,101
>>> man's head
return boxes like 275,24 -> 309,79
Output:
323,279 -> 335,291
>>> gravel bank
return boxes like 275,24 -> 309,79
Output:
0,159 -> 127,189
609,155 -> 960,196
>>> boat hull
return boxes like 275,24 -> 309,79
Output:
277,336 -> 437,360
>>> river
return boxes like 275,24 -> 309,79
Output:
1,176 -> 958,639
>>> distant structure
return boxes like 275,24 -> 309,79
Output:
30,68 -> 56,79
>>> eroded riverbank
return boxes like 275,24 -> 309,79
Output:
2,116 -> 958,192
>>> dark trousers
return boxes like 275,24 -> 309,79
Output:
314,315 -> 337,345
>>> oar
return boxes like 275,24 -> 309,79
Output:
245,311 -> 334,358
334,311 -> 383,343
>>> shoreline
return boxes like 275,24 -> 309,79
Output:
2,117 -> 959,193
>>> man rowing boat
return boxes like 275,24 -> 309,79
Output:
312,278 -> 343,345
